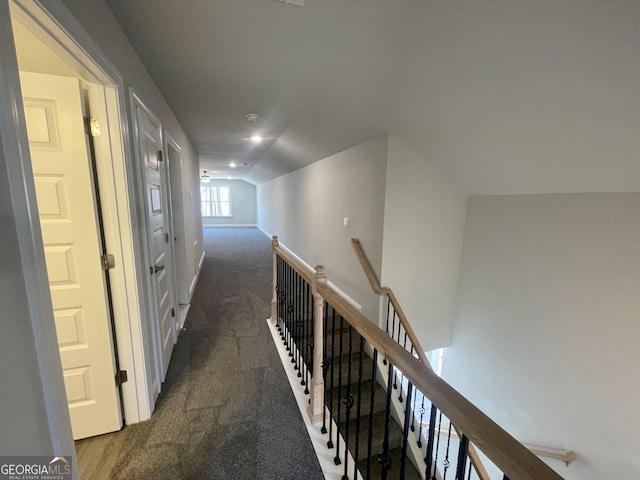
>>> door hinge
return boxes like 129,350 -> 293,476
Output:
158,150 -> 163,162
84,117 -> 101,137
165,232 -> 170,243
171,307 -> 176,318
115,370 -> 128,387
89,118 -> 101,137
101,253 -> 115,270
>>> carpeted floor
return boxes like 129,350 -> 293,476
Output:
86,228 -> 323,479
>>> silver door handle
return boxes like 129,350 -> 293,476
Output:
154,264 -> 166,273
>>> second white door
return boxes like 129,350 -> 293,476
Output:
133,97 -> 177,398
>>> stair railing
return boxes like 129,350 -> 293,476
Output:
270,236 -> 564,480
351,238 -> 490,480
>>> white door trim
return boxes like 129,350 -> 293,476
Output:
6,0 -> 157,432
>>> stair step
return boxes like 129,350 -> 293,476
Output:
324,352 -> 374,388
357,447 -> 423,480
324,329 -> 364,357
336,410 -> 404,462
327,380 -> 387,424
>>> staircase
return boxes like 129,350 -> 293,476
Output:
325,324 -> 422,479
271,235 -> 565,480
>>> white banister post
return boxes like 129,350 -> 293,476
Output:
270,236 -> 279,325
307,265 -> 326,424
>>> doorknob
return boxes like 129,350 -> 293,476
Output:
154,264 -> 166,273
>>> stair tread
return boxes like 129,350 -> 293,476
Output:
357,447 -> 422,480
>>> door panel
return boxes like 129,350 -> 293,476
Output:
20,71 -> 122,440
134,103 -> 176,387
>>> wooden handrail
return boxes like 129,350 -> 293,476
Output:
272,238 -> 315,284
351,238 -> 430,366
352,238 -> 491,477
422,424 -> 577,465
317,282 -> 564,480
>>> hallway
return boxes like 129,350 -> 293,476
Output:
76,228 -> 323,479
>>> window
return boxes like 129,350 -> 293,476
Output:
201,185 -> 231,217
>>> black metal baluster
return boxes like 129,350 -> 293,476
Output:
281,260 -> 287,342
327,307 -> 337,449
279,256 -> 286,337
366,349 -> 378,480
342,324 -> 354,479
286,263 -> 292,353
377,362 -> 394,479
455,434 -> 469,480
503,476 -> 510,480
442,421 -> 453,479
392,313 -> 399,391
466,461 -> 472,480
321,303 -> 329,435
398,330 -> 409,402
410,380 -> 417,432
276,255 -> 281,333
293,272 -> 300,369
391,309 -> 397,341
400,382 -> 413,479
383,299 -> 390,366
353,335 -> 365,480
417,394 -> 426,448
431,412 -> 442,480
297,275 -> 304,375
334,315 -> 345,466
424,405 -> 437,472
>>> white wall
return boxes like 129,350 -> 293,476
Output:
202,179 -> 257,227
60,0 -> 204,295
381,136 -> 467,351
258,136 -> 388,318
443,193 -> 640,479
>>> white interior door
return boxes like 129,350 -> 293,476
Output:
20,71 -> 122,440
134,101 -> 176,386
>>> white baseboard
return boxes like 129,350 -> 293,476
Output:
189,251 -> 206,297
256,224 -> 272,239
202,224 -> 257,228
266,319 -> 362,480
178,304 -> 190,329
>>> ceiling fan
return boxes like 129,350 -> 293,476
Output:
200,170 -> 211,183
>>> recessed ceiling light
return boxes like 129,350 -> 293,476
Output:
251,135 -> 263,144
230,162 -> 237,168
241,163 -> 250,167
245,113 -> 259,122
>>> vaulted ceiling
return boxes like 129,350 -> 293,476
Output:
106,0 -> 640,194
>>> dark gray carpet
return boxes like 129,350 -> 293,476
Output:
109,228 -> 323,479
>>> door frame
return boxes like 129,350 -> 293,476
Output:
4,0 -> 158,439
164,131 -> 188,333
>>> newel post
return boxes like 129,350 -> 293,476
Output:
270,236 -> 279,325
307,265 -> 326,424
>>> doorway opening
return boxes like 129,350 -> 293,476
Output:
9,0 -> 152,440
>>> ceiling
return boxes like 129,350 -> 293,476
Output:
105,0 -> 640,194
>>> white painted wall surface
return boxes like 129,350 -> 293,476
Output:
444,193 -> 640,479
60,0 -> 204,295
380,136 -> 467,351
258,136 -> 388,319
202,179 -> 257,227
